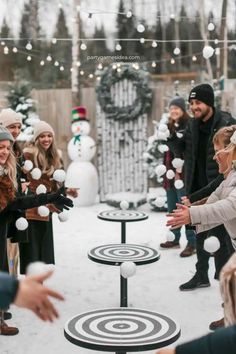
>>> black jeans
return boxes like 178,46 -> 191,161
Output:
196,225 -> 234,280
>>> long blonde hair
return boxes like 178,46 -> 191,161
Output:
5,149 -> 17,189
33,138 -> 62,175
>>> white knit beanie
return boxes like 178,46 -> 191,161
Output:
0,125 -> 14,142
33,121 -> 55,141
0,108 -> 22,127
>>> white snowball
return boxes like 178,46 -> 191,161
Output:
31,167 -> 42,180
38,206 -> 50,217
159,124 -> 168,132
166,169 -> 175,179
15,217 -> 28,231
26,261 -> 47,276
120,261 -> 136,278
36,184 -> 47,194
204,236 -> 220,253
166,230 -> 175,241
154,197 -> 166,208
58,210 -> 69,222
158,144 -> 169,153
155,164 -> 167,177
53,169 -> 66,183
120,200 -> 129,210
174,180 -> 184,189
23,160 -> 33,171
172,158 -> 184,169
203,45 -> 214,59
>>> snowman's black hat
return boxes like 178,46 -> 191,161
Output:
71,106 -> 89,122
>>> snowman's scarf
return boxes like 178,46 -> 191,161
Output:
73,135 -> 81,144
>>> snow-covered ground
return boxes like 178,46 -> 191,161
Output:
1,202 -> 221,354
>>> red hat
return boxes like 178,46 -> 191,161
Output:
71,106 -> 89,122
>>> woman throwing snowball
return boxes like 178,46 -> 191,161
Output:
20,121 -> 77,274
167,127 -> 236,251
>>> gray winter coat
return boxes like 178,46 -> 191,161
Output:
190,168 -> 236,249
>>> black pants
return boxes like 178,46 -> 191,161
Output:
196,225 -> 234,280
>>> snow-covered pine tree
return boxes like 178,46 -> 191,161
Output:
6,79 -> 39,141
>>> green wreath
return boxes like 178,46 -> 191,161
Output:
96,64 -> 152,121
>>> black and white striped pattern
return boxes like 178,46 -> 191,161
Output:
98,210 -> 148,222
88,244 -> 160,265
64,308 -> 181,351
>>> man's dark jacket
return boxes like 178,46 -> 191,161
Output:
180,109 -> 236,195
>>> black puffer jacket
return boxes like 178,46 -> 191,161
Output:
180,109 -> 236,195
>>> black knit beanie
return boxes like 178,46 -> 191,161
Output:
169,97 -> 186,112
188,84 -> 214,107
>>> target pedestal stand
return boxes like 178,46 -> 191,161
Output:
97,210 -> 148,244
64,308 -> 181,354
64,209 -> 181,353
88,244 -> 160,307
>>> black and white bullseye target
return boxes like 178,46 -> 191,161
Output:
98,210 -> 148,223
88,244 -> 160,266
64,308 -> 181,352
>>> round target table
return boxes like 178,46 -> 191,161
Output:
64,307 -> 181,354
88,244 -> 160,307
98,210 -> 148,243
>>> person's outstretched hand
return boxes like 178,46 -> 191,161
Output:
47,187 -> 74,211
166,203 -> 191,229
14,270 -> 64,322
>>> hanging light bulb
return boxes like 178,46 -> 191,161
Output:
52,38 -> 57,44
170,58 -> 175,64
137,24 -> 145,33
202,45 -> 214,59
46,54 -> 52,61
80,42 -> 87,50
152,40 -> 157,48
1,41 -> 5,46
54,61 -> 59,66
151,61 -> 156,67
192,55 -> 197,61
26,42 -> 32,50
115,43 -> 122,51
59,66 -> 64,71
170,14 -> 175,20
214,39 -> 219,45
80,70 -> 84,75
40,60 -> 45,66
97,63 -> 103,70
89,73 -> 94,78
96,76 -> 101,81
12,47 -> 18,53
27,55 -> 32,61
126,10 -> 132,18
207,22 -> 215,31
70,67 -> 73,72
76,61 -> 81,67
112,64 -> 117,69
173,47 -> 180,55
3,46 -> 9,54
140,38 -> 145,44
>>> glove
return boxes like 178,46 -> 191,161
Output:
47,187 -> 74,211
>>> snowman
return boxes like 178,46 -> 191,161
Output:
65,106 -> 98,206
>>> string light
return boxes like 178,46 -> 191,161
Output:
115,43 -> 122,51
3,46 -> 9,54
70,67 -> 73,72
173,47 -> 180,55
40,60 -> 45,66
137,24 -> 145,33
52,38 -> 57,44
59,65 -> 64,71
208,22 -> 215,31
140,38 -> 145,44
170,58 -> 175,64
1,41 -> 5,45
80,42 -> 87,50
192,55 -> 197,61
12,47 -> 18,53
80,70 -> 84,75
126,10 -> 132,18
170,14 -> 175,20
46,54 -> 52,61
88,73 -> 94,78
76,61 -> 81,66
97,63 -> 103,70
27,55 -> 32,61
152,40 -> 157,48
151,61 -> 156,67
54,60 -> 59,66
26,42 -> 32,50
112,64 -> 117,69
117,67 -> 121,72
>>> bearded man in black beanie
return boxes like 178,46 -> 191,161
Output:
175,83 -> 236,328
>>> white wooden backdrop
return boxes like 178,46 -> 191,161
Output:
96,78 -> 148,202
